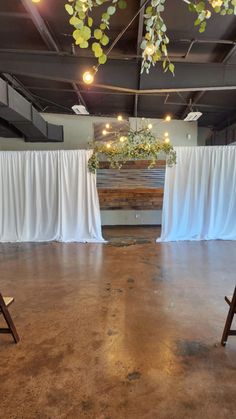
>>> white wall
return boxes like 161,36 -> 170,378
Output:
0,113 -> 198,226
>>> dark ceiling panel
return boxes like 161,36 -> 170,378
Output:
82,92 -> 134,116
0,16 -> 47,50
0,0 -> 26,13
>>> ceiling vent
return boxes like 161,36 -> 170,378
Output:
72,105 -> 89,115
184,111 -> 202,122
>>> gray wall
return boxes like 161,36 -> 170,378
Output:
0,113 -> 198,150
198,127 -> 213,146
0,113 -> 198,226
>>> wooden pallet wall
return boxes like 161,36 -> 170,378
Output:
97,160 -> 166,210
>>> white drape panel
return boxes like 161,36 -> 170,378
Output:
0,150 -> 104,242
158,146 -> 236,241
59,150 -> 104,242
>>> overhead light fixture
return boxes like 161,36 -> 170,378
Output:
71,105 -> 89,115
184,111 -> 202,121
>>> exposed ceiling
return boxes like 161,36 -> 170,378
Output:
1,0 -> 236,130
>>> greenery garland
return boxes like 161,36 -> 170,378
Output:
87,122 -> 177,173
65,0 -> 236,75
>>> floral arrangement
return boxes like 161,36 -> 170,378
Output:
88,119 -> 176,173
64,0 -> 236,75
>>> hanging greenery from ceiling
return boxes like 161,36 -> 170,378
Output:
65,0 -> 236,75
87,120 -> 176,173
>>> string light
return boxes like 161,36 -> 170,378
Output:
119,136 -> 127,142
164,132 -> 169,137
148,123 -> 153,130
117,115 -> 123,121
165,137 -> 170,144
83,71 -> 94,84
106,143 -> 111,148
144,43 -> 156,56
32,0 -> 41,3
102,129 -> 107,136
165,115 -> 172,122
105,123 -> 110,129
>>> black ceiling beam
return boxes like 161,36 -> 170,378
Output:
0,12 -> 30,19
21,0 -> 60,52
20,0 -> 88,110
2,51 -> 236,93
165,99 -> 236,111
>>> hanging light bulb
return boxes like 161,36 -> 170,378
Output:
148,123 -> 153,130
32,0 -> 40,3
164,132 -> 169,137
102,129 -> 107,136
144,42 -> 156,56
83,70 -> 94,85
165,115 -> 172,122
119,136 -> 127,142
105,123 -> 110,129
106,143 -> 111,149
165,137 -> 170,144
117,115 -> 123,121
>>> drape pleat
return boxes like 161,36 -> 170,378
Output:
0,150 -> 104,243
158,146 -> 236,241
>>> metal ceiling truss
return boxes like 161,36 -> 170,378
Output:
20,0 -> 87,111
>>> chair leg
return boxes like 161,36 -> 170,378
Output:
0,305 -> 19,343
221,287 -> 236,346
221,304 -> 235,346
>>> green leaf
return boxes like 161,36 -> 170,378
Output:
100,34 -> 109,46
69,16 -> 80,26
65,4 -> 74,15
102,12 -> 110,21
195,2 -> 205,13
80,41 -> 89,48
107,6 -> 116,15
88,17 -> 93,27
94,29 -> 103,40
81,26 -> 91,41
168,63 -> 175,75
118,0 -> 127,10
98,54 -> 107,64
199,21 -> 206,33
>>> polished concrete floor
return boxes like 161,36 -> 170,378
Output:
0,226 -> 236,419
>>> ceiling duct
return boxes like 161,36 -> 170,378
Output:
0,78 -> 63,142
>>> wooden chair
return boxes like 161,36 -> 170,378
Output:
221,286 -> 236,346
0,293 -> 19,343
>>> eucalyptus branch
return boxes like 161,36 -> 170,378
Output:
64,0 -> 236,75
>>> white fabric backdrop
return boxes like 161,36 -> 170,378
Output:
158,146 -> 236,241
0,150 -> 104,242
